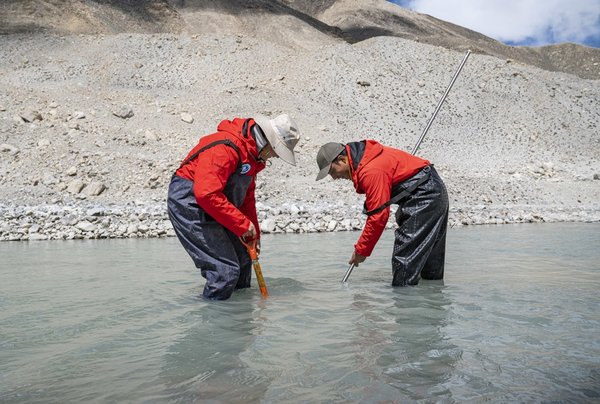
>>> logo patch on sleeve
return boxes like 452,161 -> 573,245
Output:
240,163 -> 252,175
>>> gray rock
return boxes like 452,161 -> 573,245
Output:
67,179 -> 85,194
20,111 -> 42,122
260,218 -> 276,233
180,113 -> 194,123
86,207 -> 105,216
113,106 -> 134,119
84,182 -> 106,196
0,143 -> 19,155
75,221 -> 96,232
61,214 -> 79,226
37,139 -> 51,147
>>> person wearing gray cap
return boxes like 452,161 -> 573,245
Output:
168,114 -> 300,300
316,140 -> 448,286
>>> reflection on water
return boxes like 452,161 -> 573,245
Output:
0,223 -> 599,402
159,301 -> 271,403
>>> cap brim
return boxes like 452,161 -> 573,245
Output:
315,164 -> 330,181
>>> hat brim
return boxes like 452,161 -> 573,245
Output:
315,164 -> 331,181
254,114 -> 296,166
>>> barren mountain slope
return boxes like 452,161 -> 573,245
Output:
0,0 -> 183,34
1,0 -> 599,79
285,0 -> 600,80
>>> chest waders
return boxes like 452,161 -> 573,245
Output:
375,165 -> 449,286
167,124 -> 258,300
343,165 -> 435,284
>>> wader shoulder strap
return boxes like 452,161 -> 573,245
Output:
178,139 -> 242,169
362,166 -> 431,216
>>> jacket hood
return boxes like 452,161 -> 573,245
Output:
356,140 -> 383,168
216,118 -> 260,159
347,140 -> 384,188
217,118 -> 249,137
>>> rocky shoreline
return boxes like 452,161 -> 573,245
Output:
2,201 -> 598,241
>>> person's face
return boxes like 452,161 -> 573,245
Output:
259,144 -> 276,162
329,156 -> 351,180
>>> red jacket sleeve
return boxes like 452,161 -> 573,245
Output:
192,144 -> 252,237
354,171 -> 392,257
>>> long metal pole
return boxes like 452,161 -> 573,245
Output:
342,50 -> 471,284
341,264 -> 355,283
411,50 -> 471,155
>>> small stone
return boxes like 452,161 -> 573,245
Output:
20,111 -> 42,122
113,106 -> 134,119
0,143 -> 19,154
260,218 -> 276,233
38,139 -> 50,147
84,181 -> 106,196
76,221 -> 97,232
144,130 -> 158,141
67,179 -> 85,194
181,113 -> 194,123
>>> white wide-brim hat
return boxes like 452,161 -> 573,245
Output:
254,114 -> 300,166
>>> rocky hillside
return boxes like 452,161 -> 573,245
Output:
1,0 -> 599,79
0,0 -> 598,241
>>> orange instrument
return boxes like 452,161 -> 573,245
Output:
240,237 -> 268,298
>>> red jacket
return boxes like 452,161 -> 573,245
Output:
347,140 -> 429,256
175,118 -> 265,238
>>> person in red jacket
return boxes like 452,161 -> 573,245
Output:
315,140 -> 448,286
168,114 -> 300,300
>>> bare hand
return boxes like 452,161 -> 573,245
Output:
349,251 -> 367,267
242,222 -> 257,240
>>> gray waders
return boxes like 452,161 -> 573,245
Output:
390,166 -> 449,286
167,141 -> 254,300
364,165 -> 449,286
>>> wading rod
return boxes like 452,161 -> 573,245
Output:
341,264 -> 355,284
411,50 -> 471,155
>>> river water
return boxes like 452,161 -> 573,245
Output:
1,223 -> 599,403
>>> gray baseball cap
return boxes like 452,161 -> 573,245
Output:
315,142 -> 345,181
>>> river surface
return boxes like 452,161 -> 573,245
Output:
1,223 -> 599,403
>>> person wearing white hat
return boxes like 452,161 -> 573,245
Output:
168,114 -> 300,300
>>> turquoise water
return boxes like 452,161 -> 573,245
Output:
1,223 -> 599,402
